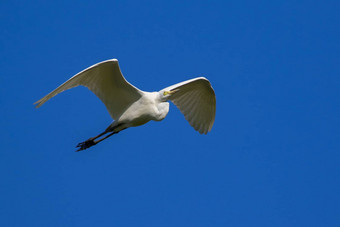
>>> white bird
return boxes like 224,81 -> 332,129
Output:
35,59 -> 216,151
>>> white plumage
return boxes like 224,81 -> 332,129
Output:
35,59 -> 216,151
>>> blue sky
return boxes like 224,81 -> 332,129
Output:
1,0 -> 339,226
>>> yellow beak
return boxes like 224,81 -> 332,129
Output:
164,89 -> 179,96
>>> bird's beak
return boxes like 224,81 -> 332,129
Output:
164,89 -> 179,96
168,89 -> 179,94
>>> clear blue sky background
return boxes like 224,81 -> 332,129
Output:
1,0 -> 339,226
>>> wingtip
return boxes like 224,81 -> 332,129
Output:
98,59 -> 118,65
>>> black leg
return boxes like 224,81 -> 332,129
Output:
76,129 -> 110,152
75,126 -> 126,152
76,139 -> 96,151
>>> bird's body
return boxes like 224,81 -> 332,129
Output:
35,59 -> 216,151
111,92 -> 169,130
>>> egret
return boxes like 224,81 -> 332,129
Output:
35,59 -> 216,151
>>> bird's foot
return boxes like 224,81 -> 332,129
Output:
76,139 -> 96,152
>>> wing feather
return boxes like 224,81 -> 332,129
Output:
34,59 -> 143,120
162,77 -> 216,134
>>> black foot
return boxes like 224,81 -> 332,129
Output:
76,139 -> 96,151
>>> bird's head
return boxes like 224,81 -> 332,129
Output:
163,90 -> 171,96
160,89 -> 178,101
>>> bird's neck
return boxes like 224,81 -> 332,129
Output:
154,102 -> 169,121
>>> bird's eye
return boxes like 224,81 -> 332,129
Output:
163,91 -> 168,96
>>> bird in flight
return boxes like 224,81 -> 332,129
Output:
35,59 -> 216,151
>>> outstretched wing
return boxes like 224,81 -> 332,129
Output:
34,59 -> 143,120
161,77 -> 216,134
